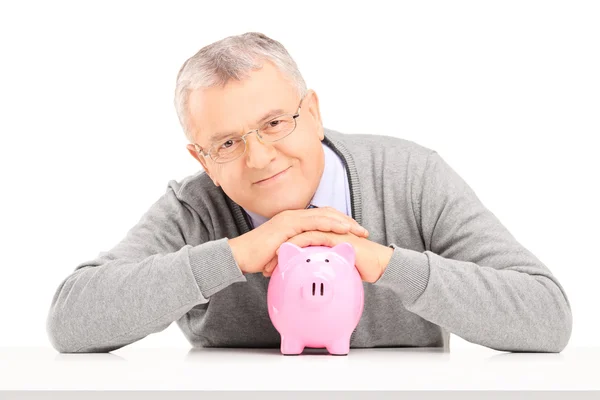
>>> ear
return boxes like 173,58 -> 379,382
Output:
305,89 -> 323,141
277,242 -> 303,265
331,242 -> 356,266
186,144 -> 220,187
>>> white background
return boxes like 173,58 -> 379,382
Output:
0,1 -> 598,350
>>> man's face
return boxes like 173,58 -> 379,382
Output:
185,60 -> 325,219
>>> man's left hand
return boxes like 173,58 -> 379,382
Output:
263,231 -> 394,283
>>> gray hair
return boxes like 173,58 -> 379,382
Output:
174,32 -> 308,143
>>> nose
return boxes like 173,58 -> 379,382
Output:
245,133 -> 277,170
301,277 -> 333,306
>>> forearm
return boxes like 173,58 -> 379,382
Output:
374,245 -> 572,352
46,238 -> 245,353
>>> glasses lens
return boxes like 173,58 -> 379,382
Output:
261,116 -> 296,142
210,116 -> 297,163
211,137 -> 246,163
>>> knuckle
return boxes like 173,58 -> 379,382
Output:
309,215 -> 323,225
331,217 -> 344,225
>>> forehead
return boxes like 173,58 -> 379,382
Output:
188,61 -> 298,145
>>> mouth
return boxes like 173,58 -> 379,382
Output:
253,166 -> 292,185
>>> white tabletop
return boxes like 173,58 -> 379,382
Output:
1,346 -> 599,398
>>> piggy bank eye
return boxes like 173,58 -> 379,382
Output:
325,259 -> 329,262
306,259 -> 311,262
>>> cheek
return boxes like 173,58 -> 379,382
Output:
213,166 -> 239,186
296,144 -> 322,173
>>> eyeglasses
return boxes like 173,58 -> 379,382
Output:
194,96 -> 305,164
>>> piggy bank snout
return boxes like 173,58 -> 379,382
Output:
301,276 -> 333,305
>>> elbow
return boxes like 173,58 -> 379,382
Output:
549,280 -> 574,353
538,290 -> 573,353
501,306 -> 572,354
46,307 -> 98,353
46,321 -> 70,353
46,311 -> 81,353
46,275 -> 85,353
541,313 -> 572,353
534,274 -> 573,353
46,309 -> 133,354
552,302 -> 573,353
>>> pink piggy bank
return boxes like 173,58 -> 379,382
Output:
267,242 -> 364,355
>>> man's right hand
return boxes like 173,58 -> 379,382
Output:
227,207 -> 368,276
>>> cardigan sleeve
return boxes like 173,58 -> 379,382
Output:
46,183 -> 246,353
373,151 -> 572,353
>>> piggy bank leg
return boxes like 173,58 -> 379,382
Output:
280,335 -> 305,355
326,336 -> 351,356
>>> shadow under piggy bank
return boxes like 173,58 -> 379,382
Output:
267,242 -> 364,356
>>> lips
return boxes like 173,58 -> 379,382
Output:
254,167 -> 291,184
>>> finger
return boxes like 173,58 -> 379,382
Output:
287,231 -> 336,249
303,214 -> 367,239
264,257 -> 277,277
306,207 -> 368,237
264,260 -> 276,273
264,256 -> 278,274
323,207 -> 367,236
315,207 -> 360,231
284,207 -> 365,238
306,215 -> 355,235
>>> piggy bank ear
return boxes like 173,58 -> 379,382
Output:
331,242 -> 356,266
278,242 -> 303,264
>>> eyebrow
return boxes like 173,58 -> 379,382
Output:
208,108 -> 286,143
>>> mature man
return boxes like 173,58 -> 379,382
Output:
46,32 -> 572,354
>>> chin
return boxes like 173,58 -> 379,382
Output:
260,194 -> 309,218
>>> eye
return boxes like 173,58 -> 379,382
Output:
220,139 -> 234,149
325,259 -> 329,262
306,259 -> 310,263
269,119 -> 283,128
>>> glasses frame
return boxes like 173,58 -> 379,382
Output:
194,96 -> 305,164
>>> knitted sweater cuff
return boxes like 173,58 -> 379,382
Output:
373,243 -> 430,305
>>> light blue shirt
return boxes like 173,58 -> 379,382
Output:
244,142 -> 352,229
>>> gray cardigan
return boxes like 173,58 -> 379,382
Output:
46,127 -> 572,353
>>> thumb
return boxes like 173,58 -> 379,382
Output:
263,255 -> 278,274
